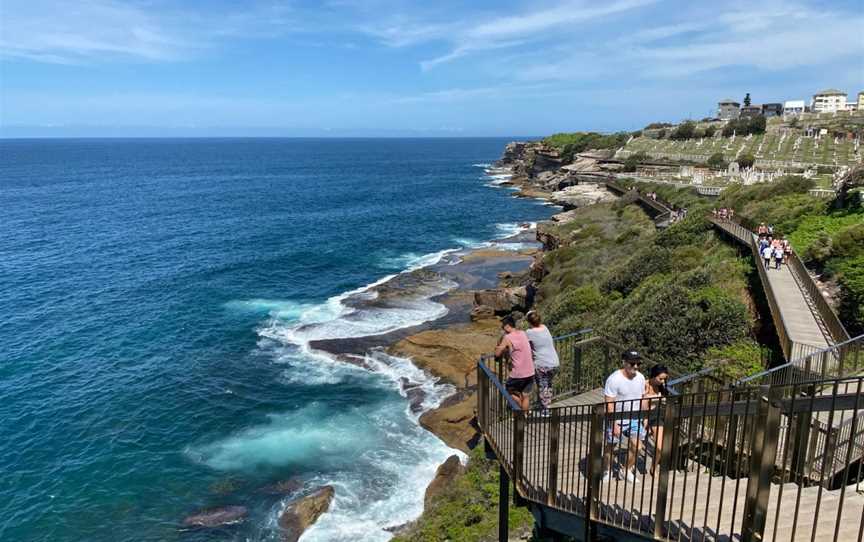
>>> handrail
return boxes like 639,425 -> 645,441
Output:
479,358 -> 522,411
735,333 -> 864,387
477,368 -> 864,542
551,328 -> 593,341
786,250 -> 851,344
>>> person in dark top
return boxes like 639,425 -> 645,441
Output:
642,364 -> 669,475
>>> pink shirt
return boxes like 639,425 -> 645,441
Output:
507,330 -> 535,378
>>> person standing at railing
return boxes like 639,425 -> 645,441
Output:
602,350 -> 646,482
525,311 -> 559,418
495,315 -> 535,411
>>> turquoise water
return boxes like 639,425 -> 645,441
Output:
0,138 -> 553,541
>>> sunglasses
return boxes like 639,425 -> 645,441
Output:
627,361 -> 642,367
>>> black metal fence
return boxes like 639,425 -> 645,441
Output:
478,361 -> 864,542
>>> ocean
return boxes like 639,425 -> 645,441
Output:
0,138 -> 553,541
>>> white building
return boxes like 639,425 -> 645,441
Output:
783,100 -> 805,117
847,102 -> 859,112
812,89 -> 847,113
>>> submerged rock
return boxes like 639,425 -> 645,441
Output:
279,486 -> 335,542
257,479 -> 304,496
182,505 -> 247,528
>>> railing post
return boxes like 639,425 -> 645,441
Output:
654,398 -> 678,539
512,409 -> 526,505
573,342 -> 583,392
498,464 -> 510,542
742,390 -> 781,542
478,363 -> 488,431
586,404 -> 605,542
546,409 -> 560,507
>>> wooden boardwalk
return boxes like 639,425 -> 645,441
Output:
495,415 -> 864,542
710,219 -> 833,359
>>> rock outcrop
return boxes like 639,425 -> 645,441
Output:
473,287 -> 528,314
424,455 -> 465,507
278,486 -> 335,542
549,183 -> 617,209
182,506 -> 247,528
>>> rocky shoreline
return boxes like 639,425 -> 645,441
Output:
372,140 -> 622,529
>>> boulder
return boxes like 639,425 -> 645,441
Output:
424,455 -> 465,507
419,395 -> 478,452
470,305 -> 496,321
473,287 -> 528,314
549,183 -> 617,209
182,506 -> 247,528
279,486 -> 335,542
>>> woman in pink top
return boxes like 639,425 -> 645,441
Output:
494,315 -> 536,410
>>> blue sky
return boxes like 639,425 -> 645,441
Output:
1,0 -> 862,137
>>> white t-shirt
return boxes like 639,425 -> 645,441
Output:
603,369 -> 646,412
762,246 -> 773,259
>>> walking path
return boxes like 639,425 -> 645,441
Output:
709,218 -> 835,362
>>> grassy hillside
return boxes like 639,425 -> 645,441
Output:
623,132 -> 860,167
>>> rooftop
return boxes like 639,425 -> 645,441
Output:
814,88 -> 846,96
718,99 -> 740,105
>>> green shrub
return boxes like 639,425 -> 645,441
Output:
738,153 -> 755,169
707,152 -> 725,168
545,285 -> 604,328
391,447 -> 533,542
705,340 -> 766,381
828,255 -> 864,334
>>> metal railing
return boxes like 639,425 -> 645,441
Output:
478,362 -> 864,542
709,216 -> 851,363
785,249 -> 851,345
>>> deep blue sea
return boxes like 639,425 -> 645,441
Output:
0,138 -> 553,542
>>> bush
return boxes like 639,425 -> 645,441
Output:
670,121 -> 696,141
830,255 -> 864,334
623,151 -> 649,172
544,132 -> 630,160
738,153 -> 755,169
705,340 -> 766,381
545,285 -> 604,329
704,125 -> 717,138
391,446 -> 533,542
707,152 -> 725,168
602,271 -> 750,372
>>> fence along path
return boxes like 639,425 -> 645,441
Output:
709,217 -> 849,364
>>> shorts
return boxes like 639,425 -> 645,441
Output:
606,420 -> 646,443
505,376 -> 534,394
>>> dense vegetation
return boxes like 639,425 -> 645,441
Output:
543,131 -> 633,161
402,172 -> 863,542
391,447 -> 535,542
718,176 -> 864,334
536,195 -> 758,376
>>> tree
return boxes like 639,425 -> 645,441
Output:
743,93 -> 751,107
705,125 -> 717,138
671,121 -> 696,140
748,115 -> 766,135
738,153 -> 755,169
707,152 -> 726,168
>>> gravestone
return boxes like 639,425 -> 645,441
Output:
727,162 -> 740,176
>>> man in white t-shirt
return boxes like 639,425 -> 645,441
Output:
603,350 -> 647,482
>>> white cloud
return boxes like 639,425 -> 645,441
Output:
0,0 -> 296,64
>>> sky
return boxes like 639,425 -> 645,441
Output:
1,0 -> 863,137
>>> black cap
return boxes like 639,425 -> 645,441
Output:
622,350 -> 641,362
